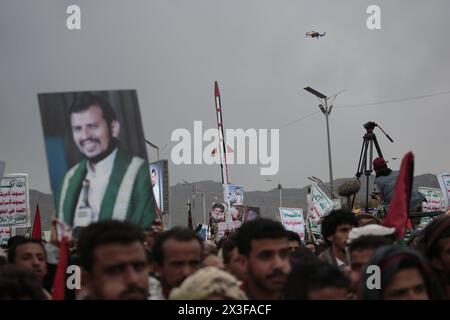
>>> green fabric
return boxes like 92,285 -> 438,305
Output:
57,147 -> 155,229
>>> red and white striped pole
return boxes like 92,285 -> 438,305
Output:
214,81 -> 229,185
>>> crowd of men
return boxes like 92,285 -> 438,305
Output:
0,207 -> 449,300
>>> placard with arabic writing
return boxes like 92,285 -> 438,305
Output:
279,207 -> 305,241
418,187 -> 443,212
308,183 -> 333,224
0,174 -> 30,228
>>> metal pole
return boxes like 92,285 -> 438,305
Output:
279,188 -> 282,207
202,193 -> 206,226
324,98 -> 334,195
278,184 -> 282,207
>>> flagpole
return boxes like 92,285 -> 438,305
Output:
214,81 -> 225,184
214,81 -> 230,185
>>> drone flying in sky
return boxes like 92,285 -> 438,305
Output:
306,31 -> 326,39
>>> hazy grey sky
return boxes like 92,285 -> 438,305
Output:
1,0 -> 449,194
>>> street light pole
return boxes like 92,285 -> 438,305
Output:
303,87 -> 344,196
323,98 -> 334,196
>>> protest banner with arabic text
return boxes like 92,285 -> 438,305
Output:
279,207 -> 305,241
437,173 -> 450,210
308,183 -> 334,224
0,174 -> 30,228
418,187 -> 443,212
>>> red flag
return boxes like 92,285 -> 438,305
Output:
382,152 -> 414,239
52,236 -> 68,300
31,205 -> 42,239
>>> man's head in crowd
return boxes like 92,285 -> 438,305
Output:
222,234 -> 247,281
77,220 -> 149,300
153,227 -> 203,298
284,261 -> 350,300
347,235 -> 393,293
321,209 -> 357,264
360,245 -> 445,300
69,93 -> 120,163
286,231 -> 301,252
419,215 -> 450,295
235,218 -> 290,299
322,210 -> 357,249
7,238 -> 47,283
0,265 -> 48,300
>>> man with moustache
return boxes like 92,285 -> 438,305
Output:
235,218 -> 291,300
56,93 -> 156,231
152,228 -> 203,299
77,220 -> 150,300
7,237 -> 51,298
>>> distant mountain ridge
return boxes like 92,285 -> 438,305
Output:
29,174 -> 441,231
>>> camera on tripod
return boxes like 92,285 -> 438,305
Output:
363,121 -> 377,131
353,121 -> 394,211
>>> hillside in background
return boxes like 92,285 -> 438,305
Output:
29,173 -> 441,230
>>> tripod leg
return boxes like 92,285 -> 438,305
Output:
352,138 -> 369,209
365,139 -> 374,211
356,138 -> 366,177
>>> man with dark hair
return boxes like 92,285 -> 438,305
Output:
347,234 -> 393,295
153,227 -> 203,299
284,261 -> 350,300
319,209 -> 357,268
286,230 -> 302,252
77,220 -> 149,300
360,245 -> 445,300
222,234 -> 247,281
418,215 -> 450,297
7,238 -> 48,285
56,93 -> 156,232
7,237 -> 50,299
234,218 -> 290,300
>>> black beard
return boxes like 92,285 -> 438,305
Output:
86,139 -> 118,164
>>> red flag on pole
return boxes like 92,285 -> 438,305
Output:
52,236 -> 68,300
31,205 -> 42,239
382,152 -> 414,239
